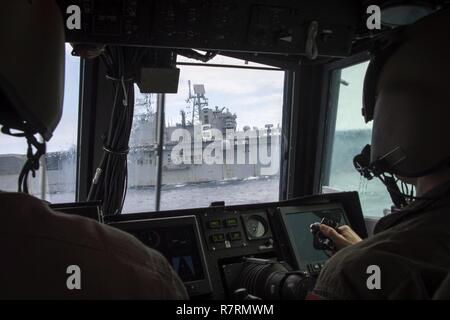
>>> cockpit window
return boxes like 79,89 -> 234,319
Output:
322,61 -> 392,217
0,44 -> 80,202
123,56 -> 284,213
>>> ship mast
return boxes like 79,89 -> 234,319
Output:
186,80 -> 208,125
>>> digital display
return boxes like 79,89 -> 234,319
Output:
131,226 -> 204,283
229,231 -> 242,241
225,218 -> 238,227
207,219 -> 221,229
283,207 -> 348,271
210,233 -> 225,243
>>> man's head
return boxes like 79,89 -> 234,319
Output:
362,9 -> 450,180
0,0 -> 65,141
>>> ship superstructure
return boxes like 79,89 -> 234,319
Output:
128,81 -> 280,187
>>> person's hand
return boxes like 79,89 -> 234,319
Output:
319,224 -> 362,250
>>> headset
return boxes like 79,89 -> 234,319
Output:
362,28 -> 405,123
353,26 -> 450,209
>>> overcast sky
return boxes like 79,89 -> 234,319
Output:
0,46 -> 369,155
335,61 -> 371,131
165,60 -> 284,130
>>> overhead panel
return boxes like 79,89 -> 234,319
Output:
58,0 -> 360,58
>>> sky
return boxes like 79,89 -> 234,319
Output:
164,60 -> 285,131
335,61 -> 371,131
0,47 -> 370,155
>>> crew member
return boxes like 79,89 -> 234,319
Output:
0,0 -> 187,299
312,8 -> 450,299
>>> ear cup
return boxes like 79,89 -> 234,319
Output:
368,8 -> 450,177
0,0 -> 65,140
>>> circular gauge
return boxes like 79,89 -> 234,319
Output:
245,215 -> 267,239
143,230 -> 161,248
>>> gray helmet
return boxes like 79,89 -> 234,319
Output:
362,9 -> 450,178
0,0 -> 65,141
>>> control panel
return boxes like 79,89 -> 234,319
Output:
109,215 -> 212,297
104,191 -> 367,299
201,209 -> 273,253
58,0 -> 360,58
277,204 -> 349,275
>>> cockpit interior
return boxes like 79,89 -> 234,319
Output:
1,0 -> 450,302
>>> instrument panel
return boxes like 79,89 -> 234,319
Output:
201,209 -> 273,253
110,216 -> 212,297
104,191 -> 367,299
58,0 -> 360,59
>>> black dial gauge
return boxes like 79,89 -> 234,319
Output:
245,215 -> 267,239
143,230 -> 161,248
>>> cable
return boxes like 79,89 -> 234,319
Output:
354,144 -> 450,209
176,49 -> 217,62
87,46 -> 146,215
0,127 -> 46,194
17,135 -> 46,194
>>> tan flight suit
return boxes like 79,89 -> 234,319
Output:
313,181 -> 450,299
0,192 -> 188,299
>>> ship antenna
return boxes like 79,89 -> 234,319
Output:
188,80 -> 193,100
186,80 -> 208,125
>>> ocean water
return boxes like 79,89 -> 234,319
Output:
123,176 -> 281,213
44,174 -> 391,217
326,172 -> 392,217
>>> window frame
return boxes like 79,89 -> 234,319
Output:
76,50 -> 375,213
76,58 -> 99,202
318,52 -> 371,191
282,63 -> 333,200
316,51 -> 399,221
153,63 -> 287,211
77,54 -> 289,211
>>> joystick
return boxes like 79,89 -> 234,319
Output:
310,218 -> 340,251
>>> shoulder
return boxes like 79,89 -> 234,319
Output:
313,236 -> 445,299
0,192 -> 187,299
312,243 -> 372,299
49,206 -> 187,298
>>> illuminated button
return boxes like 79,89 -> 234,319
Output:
210,233 -> 225,243
228,231 -> 242,241
224,218 -> 239,227
207,219 -> 221,229
307,264 -> 321,273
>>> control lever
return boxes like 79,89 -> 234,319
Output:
310,218 -> 339,251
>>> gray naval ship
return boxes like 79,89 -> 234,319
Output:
128,81 -> 281,187
0,82 -> 281,195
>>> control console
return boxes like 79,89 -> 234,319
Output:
102,191 -> 367,299
201,209 -> 273,253
110,215 -> 212,297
